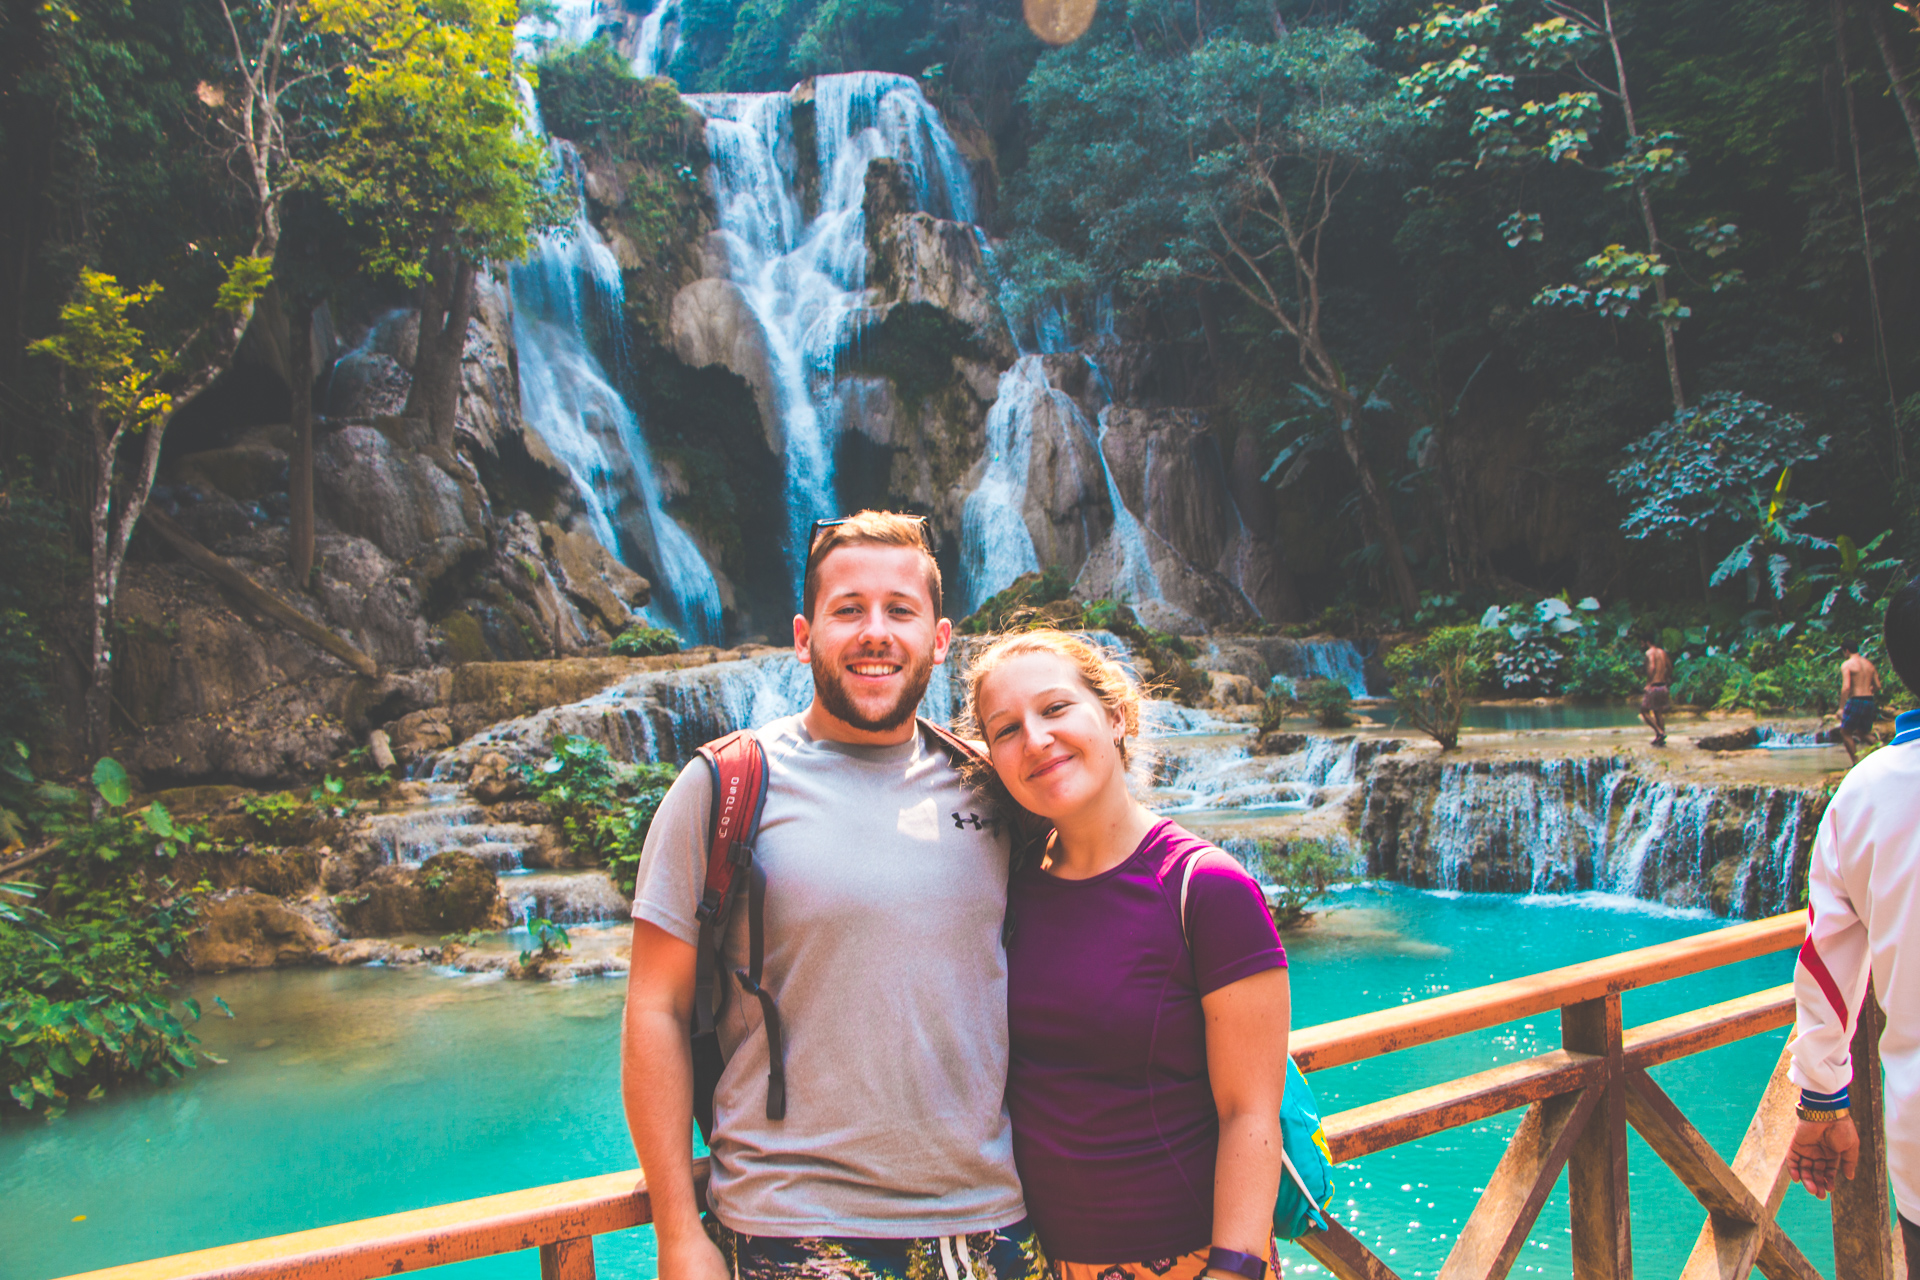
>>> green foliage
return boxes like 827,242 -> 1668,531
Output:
238,790 -> 315,844
611,624 -> 684,657
1302,678 -> 1355,729
1258,840 -> 1347,928
1384,626 -> 1487,750
26,270 -> 175,434
520,735 -> 680,895
1672,653 -> 1746,708
1559,635 -> 1644,701
312,0 -> 558,282
518,915 -> 571,966
957,566 -> 1078,634
0,750 -> 227,1117
1611,393 -> 1829,544
532,39 -> 706,252
0,478 -> 76,746
1257,675 -> 1298,735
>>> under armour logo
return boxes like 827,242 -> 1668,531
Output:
951,812 -> 987,830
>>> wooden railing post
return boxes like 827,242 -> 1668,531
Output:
540,1236 -> 596,1280
1831,990 -> 1896,1279
1564,993 -> 1631,1280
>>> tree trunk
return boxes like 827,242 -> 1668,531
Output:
85,414 -> 119,762
288,299 -> 317,588
1862,0 -> 1920,173
1601,0 -> 1685,414
402,252 -> 478,453
1333,413 -> 1420,614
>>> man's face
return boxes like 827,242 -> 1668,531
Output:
794,544 -> 951,741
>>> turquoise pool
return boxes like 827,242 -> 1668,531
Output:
3,890 -> 1838,1280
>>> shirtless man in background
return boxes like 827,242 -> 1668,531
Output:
1640,635 -> 1673,747
1836,639 -> 1882,765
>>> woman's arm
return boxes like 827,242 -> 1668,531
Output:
1202,966 -> 1292,1273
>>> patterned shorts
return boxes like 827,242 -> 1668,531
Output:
1048,1239 -> 1281,1280
706,1215 -> 1050,1280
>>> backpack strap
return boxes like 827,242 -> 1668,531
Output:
693,730 -> 785,1121
917,716 -> 988,767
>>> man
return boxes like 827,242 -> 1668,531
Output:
1787,577 -> 1920,1277
621,511 -> 1041,1280
1639,634 -> 1672,748
1836,638 -> 1882,765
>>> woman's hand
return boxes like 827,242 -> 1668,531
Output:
1203,967 -> 1293,1265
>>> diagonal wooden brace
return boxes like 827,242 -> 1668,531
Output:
1623,1047 -> 1820,1280
1294,1215 -> 1403,1280
1439,1086 -> 1599,1280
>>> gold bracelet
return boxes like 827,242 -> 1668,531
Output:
1796,1105 -> 1850,1123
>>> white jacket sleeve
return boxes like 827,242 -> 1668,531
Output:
1789,811 -> 1872,1098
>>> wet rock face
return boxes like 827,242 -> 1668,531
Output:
334,851 -> 504,937
189,891 -> 338,971
669,278 -> 783,451
863,157 -> 1010,359
314,421 -> 486,588
1360,753 -> 1824,915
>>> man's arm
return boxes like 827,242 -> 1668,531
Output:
1786,813 -> 1873,1197
622,920 -> 729,1280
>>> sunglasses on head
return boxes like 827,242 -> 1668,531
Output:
806,515 -> 934,564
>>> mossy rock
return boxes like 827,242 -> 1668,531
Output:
416,851 -> 502,932
334,852 -> 502,937
437,611 -> 493,665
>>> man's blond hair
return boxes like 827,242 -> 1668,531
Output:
801,511 -> 942,620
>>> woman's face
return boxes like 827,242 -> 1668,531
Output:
975,650 -> 1127,822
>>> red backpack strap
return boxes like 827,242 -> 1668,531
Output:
695,729 -> 770,928
691,729 -> 786,1123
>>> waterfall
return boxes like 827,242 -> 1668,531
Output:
1089,404 -> 1164,608
958,357 -> 1046,613
632,0 -> 678,77
1362,755 -> 1823,914
437,648 -> 967,774
506,34 -> 725,643
1271,639 -> 1371,698
689,73 -> 978,591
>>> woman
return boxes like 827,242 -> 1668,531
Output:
966,630 -> 1292,1280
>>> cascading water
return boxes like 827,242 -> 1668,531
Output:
958,358 -> 1047,613
1361,754 -> 1823,914
631,0 -> 678,76
1272,639 -> 1370,698
689,73 -> 977,590
508,25 -> 724,643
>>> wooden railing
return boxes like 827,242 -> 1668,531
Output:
56,910 -> 1903,1280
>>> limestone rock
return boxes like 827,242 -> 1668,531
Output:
335,851 -> 503,936
190,891 -> 338,971
314,421 -> 486,585
1206,671 -> 1260,708
863,158 -> 1011,358
468,752 -> 524,804
669,279 -> 782,451
172,429 -> 292,501
1695,726 -> 1760,751
540,521 -> 652,635
387,709 -> 455,763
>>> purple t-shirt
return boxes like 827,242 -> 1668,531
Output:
1006,819 -> 1287,1263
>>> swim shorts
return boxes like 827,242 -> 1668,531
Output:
1050,1240 -> 1281,1280
708,1216 -> 1049,1280
1842,696 -> 1878,737
1641,683 -> 1672,714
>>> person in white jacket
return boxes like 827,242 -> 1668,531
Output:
1788,577 -> 1920,1274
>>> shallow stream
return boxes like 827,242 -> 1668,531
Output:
5,890 -> 1836,1280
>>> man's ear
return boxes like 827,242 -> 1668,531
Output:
932,616 -> 954,665
794,613 -> 812,663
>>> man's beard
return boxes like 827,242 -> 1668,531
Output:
811,643 -> 937,733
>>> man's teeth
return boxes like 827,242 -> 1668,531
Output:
850,663 -> 899,676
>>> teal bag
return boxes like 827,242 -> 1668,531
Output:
1180,852 -> 1337,1241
